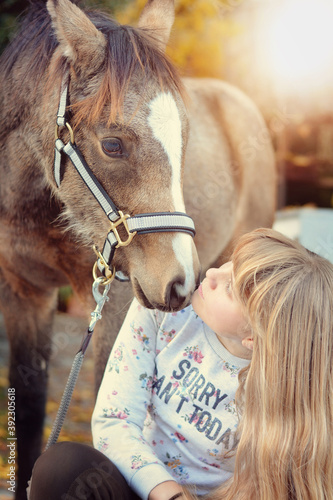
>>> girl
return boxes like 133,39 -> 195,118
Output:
91,261 -> 252,500
29,228 -> 333,500
205,227 -> 333,500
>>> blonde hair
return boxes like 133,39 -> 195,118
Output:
197,228 -> 333,500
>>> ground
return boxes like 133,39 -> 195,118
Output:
0,311 -> 95,500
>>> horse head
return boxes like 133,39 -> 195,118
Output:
45,0 -> 200,311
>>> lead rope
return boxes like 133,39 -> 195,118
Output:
45,277 -> 112,450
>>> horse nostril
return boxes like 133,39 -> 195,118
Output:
165,276 -> 186,310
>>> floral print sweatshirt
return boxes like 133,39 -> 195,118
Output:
92,298 -> 250,500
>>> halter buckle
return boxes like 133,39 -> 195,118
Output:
109,211 -> 137,248
55,122 -> 75,144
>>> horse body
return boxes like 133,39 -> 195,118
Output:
184,77 -> 276,269
0,1 -> 276,498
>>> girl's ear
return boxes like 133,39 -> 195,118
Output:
242,336 -> 254,352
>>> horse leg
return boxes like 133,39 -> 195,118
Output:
0,274 -> 58,500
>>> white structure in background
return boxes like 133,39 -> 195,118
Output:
274,208 -> 333,264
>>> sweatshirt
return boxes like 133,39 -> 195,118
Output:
92,298 -> 250,499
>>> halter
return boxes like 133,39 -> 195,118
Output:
53,72 -> 196,283
46,72 -> 196,449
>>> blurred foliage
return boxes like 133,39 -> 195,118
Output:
0,0 -> 242,78
118,0 -> 242,79
0,0 -> 29,54
0,0 -> 132,54
58,285 -> 74,313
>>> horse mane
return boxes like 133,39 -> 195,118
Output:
68,12 -> 186,126
2,1 -> 58,85
1,0 -> 185,127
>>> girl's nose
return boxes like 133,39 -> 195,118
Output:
206,267 -> 219,279
206,262 -> 232,285
205,268 -> 220,289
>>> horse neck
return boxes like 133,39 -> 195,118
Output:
0,3 -> 56,142
0,58 -> 47,140
0,55 -> 61,223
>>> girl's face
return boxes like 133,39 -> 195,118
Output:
191,262 -> 252,358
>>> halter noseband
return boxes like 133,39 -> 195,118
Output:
53,72 -> 195,282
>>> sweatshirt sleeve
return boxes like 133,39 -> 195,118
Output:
91,298 -> 174,499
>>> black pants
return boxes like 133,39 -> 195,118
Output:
29,442 -> 140,500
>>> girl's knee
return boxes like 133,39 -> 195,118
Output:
29,442 -> 102,500
29,442 -> 135,500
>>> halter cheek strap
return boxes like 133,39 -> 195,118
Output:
54,72 -> 195,279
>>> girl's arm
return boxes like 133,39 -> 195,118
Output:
149,483 -> 199,500
92,298 -> 175,499
148,481 -> 183,500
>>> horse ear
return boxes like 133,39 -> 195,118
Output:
138,0 -> 175,52
47,0 -> 106,69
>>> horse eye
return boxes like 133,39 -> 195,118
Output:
102,138 -> 123,157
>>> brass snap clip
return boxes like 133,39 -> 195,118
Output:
92,245 -> 116,286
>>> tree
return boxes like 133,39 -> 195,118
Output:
116,0 -> 241,79
0,0 -> 241,77
0,0 -> 29,54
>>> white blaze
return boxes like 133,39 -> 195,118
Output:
148,92 -> 185,212
148,92 -> 195,295
172,234 -> 196,295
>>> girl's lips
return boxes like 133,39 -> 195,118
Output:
198,283 -> 204,299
